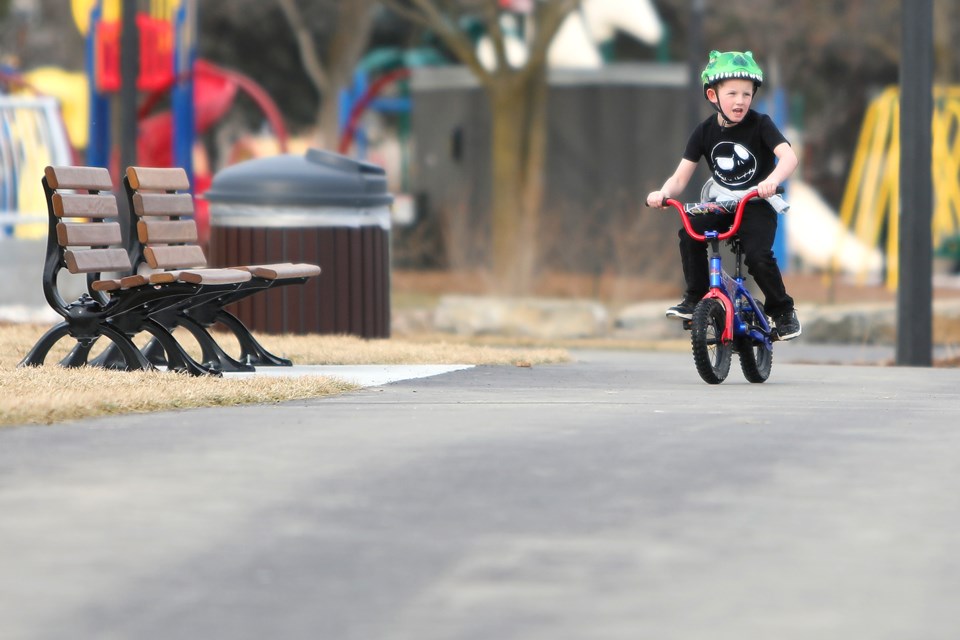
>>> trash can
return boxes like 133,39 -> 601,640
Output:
204,149 -> 393,337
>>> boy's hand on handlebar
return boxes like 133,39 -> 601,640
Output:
755,180 -> 781,199
646,191 -> 669,208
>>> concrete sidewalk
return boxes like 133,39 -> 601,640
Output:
2,350 -> 960,639
225,363 -> 474,387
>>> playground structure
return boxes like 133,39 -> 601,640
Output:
1,0 -> 296,242
1,0 -> 421,246
837,85 -> 960,288
84,0 -> 295,241
83,0 -> 198,174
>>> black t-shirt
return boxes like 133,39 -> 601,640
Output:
683,110 -> 789,191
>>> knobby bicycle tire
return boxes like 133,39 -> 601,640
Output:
690,298 -> 732,384
738,339 -> 773,382
736,299 -> 773,383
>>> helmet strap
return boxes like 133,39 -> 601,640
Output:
706,85 -> 734,127
714,102 -> 735,127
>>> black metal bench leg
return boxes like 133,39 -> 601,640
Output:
215,309 -> 293,367
91,322 -> 221,376
61,340 -> 97,368
21,323 -> 152,372
18,323 -> 71,368
83,340 -> 130,370
97,325 -> 155,371
175,315 -> 256,373
141,318 -> 222,377
140,337 -> 170,367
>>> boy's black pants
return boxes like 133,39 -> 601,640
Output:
678,200 -> 794,318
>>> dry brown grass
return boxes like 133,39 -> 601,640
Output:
0,323 -> 569,428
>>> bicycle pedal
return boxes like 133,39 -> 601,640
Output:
682,319 -> 693,330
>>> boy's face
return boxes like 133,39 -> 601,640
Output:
706,78 -> 755,125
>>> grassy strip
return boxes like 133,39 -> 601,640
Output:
0,324 -> 570,427
1,367 -> 357,426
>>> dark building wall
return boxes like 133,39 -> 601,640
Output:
401,63 -> 707,277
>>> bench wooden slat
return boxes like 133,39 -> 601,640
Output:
138,219 -> 198,244
45,166 -> 113,191
64,248 -> 131,274
91,278 -> 123,292
119,274 -> 151,288
145,272 -> 178,284
126,166 -> 190,191
242,263 -> 323,280
144,245 -> 207,270
175,268 -> 252,285
56,221 -> 123,247
133,192 -> 195,217
52,193 -> 119,218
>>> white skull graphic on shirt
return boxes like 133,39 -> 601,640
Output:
711,142 -> 757,187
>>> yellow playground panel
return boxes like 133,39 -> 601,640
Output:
71,0 -> 182,35
0,98 -> 74,239
838,85 -> 960,288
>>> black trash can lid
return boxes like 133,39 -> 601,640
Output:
204,149 -> 393,207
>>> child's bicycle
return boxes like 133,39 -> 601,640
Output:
653,188 -> 783,384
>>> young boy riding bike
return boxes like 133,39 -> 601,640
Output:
646,50 -> 801,340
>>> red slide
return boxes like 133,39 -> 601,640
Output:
135,59 -> 289,242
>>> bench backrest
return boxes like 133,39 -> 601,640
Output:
44,166 -> 131,275
40,167 -> 133,314
125,166 -> 207,272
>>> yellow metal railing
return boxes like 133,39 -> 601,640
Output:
838,85 -> 960,288
0,98 -> 74,239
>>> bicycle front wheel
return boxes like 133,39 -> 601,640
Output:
691,298 -> 732,384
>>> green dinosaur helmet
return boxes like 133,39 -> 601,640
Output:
700,50 -> 764,96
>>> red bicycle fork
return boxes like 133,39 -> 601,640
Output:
705,237 -> 736,342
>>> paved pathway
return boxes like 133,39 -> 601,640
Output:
2,350 -> 959,640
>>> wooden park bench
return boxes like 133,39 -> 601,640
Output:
123,166 -> 321,371
18,166 -> 254,375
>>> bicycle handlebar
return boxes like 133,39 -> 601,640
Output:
648,187 -> 784,242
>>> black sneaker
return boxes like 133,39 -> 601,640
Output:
774,310 -> 802,340
666,298 -> 698,320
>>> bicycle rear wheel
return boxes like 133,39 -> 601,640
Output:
738,340 -> 772,383
691,298 -> 732,384
737,299 -> 773,383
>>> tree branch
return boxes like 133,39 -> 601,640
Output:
276,0 -> 329,93
481,0 -> 511,73
383,0 -> 494,87
326,0 -> 377,85
522,0 -> 581,79
378,0 -> 435,29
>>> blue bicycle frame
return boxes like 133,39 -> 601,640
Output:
704,229 -> 774,347
665,189 -> 777,348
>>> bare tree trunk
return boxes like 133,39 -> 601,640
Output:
276,0 -> 376,149
489,77 -> 527,292
519,62 -> 549,291
488,66 -> 549,294
321,0 -> 377,149
380,0 -> 578,294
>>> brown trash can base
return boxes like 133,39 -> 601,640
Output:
209,224 -> 389,337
